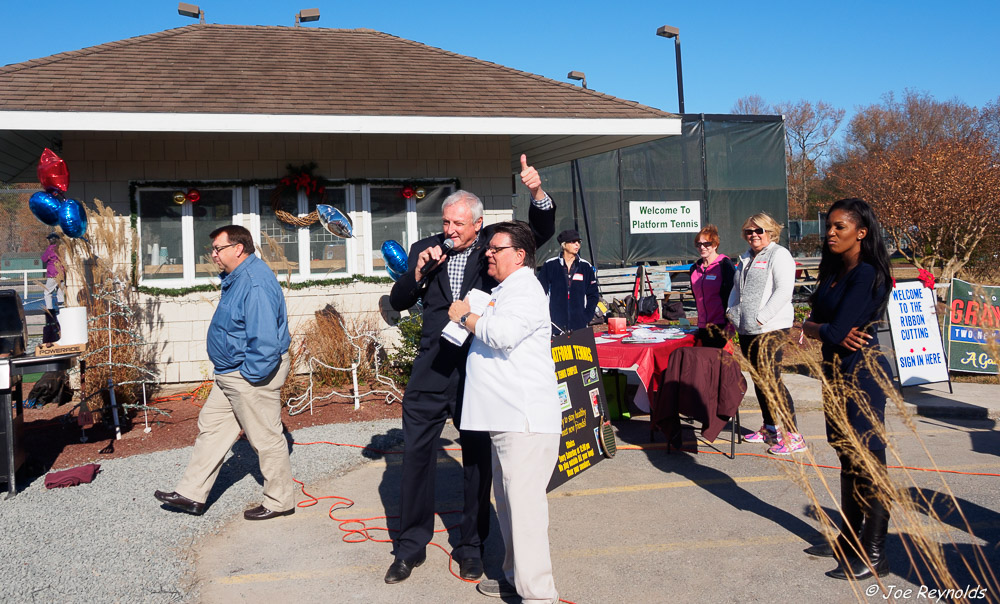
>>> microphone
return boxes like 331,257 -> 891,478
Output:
417,238 -> 455,287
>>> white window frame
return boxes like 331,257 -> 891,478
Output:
136,185 -> 242,288
249,184 -> 356,283
362,185 -> 419,277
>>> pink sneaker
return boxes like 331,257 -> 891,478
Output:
744,425 -> 778,445
768,433 -> 807,455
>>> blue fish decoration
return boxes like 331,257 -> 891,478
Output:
381,240 -> 409,279
316,205 -> 354,238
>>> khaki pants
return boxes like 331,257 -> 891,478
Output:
44,277 -> 64,309
490,430 -> 560,604
176,354 -> 293,511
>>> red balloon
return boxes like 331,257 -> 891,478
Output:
37,148 -> 70,193
185,188 -> 201,203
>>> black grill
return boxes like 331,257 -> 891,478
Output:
1,289 -> 78,498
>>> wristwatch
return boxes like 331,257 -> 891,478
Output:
460,312 -> 472,327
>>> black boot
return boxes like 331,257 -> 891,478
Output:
827,499 -> 890,580
827,452 -> 891,581
806,470 -> 864,558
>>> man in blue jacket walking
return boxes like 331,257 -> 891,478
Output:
155,225 -> 293,520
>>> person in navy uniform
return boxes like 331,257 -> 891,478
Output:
537,229 -> 599,333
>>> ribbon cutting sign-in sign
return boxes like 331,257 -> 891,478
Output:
628,201 -> 701,234
887,280 -> 949,386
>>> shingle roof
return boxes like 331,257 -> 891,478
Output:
0,24 -> 671,119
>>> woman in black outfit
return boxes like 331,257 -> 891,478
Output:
800,198 -> 894,580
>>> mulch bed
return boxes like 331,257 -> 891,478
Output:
20,381 -> 402,473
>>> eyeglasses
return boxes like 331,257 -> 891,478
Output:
694,241 -> 713,248
210,243 -> 238,255
485,245 -> 516,255
743,227 -> 766,236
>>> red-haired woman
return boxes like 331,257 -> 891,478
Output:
689,224 -> 734,348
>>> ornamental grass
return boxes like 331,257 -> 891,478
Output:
59,199 -> 159,422
742,327 -> 999,602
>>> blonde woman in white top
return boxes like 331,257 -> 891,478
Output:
727,212 -> 805,455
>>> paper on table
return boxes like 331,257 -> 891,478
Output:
441,288 -> 491,346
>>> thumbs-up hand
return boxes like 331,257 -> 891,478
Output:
519,154 -> 545,201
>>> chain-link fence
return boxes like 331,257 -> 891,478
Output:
1,184 -> 50,309
1,184 -> 50,255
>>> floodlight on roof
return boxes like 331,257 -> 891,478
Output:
295,8 -> 320,26
177,2 -> 205,23
567,71 -> 588,89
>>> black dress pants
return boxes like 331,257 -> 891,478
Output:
739,329 -> 797,431
395,377 -> 492,561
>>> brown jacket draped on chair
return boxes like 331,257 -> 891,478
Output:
652,346 -> 747,442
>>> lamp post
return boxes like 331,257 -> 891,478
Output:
177,2 -> 205,23
567,71 -> 587,89
656,25 -> 685,113
295,8 -> 320,26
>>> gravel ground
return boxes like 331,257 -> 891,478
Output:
0,419 -> 403,603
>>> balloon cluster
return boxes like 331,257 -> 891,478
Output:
172,188 -> 202,205
380,240 -> 408,281
28,149 -> 88,239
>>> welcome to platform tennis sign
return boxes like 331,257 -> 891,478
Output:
628,201 -> 701,234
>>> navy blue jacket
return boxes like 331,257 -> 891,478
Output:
810,262 -> 892,450
537,254 -> 599,333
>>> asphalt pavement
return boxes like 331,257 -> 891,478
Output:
192,374 -> 1000,604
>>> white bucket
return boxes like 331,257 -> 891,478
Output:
57,306 -> 89,346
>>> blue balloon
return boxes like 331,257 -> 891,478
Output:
316,204 -> 354,238
385,265 -> 405,282
29,191 -> 63,226
380,240 -> 409,277
58,198 -> 88,239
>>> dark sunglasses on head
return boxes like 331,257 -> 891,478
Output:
743,227 -> 766,236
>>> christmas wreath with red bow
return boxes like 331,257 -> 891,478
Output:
271,163 -> 327,227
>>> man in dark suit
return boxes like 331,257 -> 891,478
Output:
385,155 -> 555,584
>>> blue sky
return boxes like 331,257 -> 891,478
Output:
2,0 -> 997,126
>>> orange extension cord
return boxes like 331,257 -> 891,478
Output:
289,438 -> 1000,603
151,380 -> 213,407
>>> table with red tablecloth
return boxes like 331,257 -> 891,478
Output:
594,330 -> 695,413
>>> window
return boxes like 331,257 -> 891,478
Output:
194,190 -> 240,279
136,180 -> 450,285
138,191 -> 185,281
363,184 -> 454,275
251,184 -> 353,279
138,188 -> 238,283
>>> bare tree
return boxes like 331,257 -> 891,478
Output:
1,184 -> 49,255
775,100 -> 845,218
731,94 -> 772,115
841,89 -> 979,155
978,95 -> 1000,154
